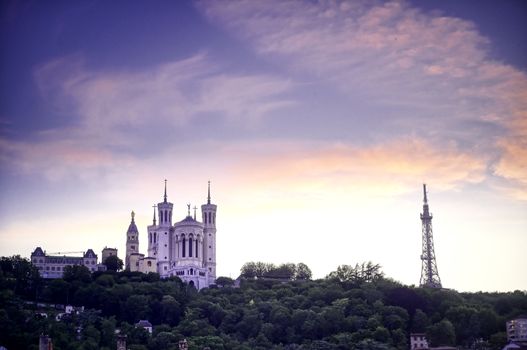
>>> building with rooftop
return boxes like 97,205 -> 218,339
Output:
507,316 -> 527,344
31,247 -> 98,278
125,180 -> 217,289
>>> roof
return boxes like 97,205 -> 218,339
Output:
127,221 -> 139,234
84,249 -> 97,258
175,216 -> 203,227
512,315 -> 527,319
136,320 -> 152,327
32,247 -> 45,256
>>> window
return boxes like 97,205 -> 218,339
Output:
169,212 -> 172,222
160,210 -> 164,222
164,266 -> 167,270
195,240 -> 198,258
131,245 -> 135,250
189,237 -> 193,257
165,232 -> 167,235
51,267 -> 55,271
164,244 -> 167,247
182,238 -> 186,257
213,213 -> 215,224
208,212 -> 211,223
209,245 -> 211,248
154,233 -> 157,243
149,233 -> 152,243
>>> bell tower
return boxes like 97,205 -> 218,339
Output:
125,211 -> 139,270
158,179 -> 173,227
156,179 -> 173,274
201,181 -> 217,282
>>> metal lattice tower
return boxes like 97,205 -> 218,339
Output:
419,184 -> 442,288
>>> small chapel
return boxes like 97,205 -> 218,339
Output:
125,181 -> 217,289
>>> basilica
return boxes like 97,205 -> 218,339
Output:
125,181 -> 217,289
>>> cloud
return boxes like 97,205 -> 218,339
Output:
219,137 -> 487,199
32,53 -> 294,145
199,0 -> 527,198
0,53 -> 296,181
0,133 -> 129,182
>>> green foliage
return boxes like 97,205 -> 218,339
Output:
427,319 -> 456,346
103,255 -> 124,272
215,276 -> 234,287
1,256 -> 527,349
240,262 -> 312,281
326,261 -> 384,285
63,264 -> 92,283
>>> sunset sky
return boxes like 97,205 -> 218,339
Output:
1,0 -> 526,292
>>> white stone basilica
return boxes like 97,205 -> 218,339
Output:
125,181 -> 217,289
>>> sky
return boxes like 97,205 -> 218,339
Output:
0,0 -> 526,292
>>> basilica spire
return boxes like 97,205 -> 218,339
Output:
152,205 -> 157,225
207,180 -> 211,204
164,179 -> 168,203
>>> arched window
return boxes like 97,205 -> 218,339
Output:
169,212 -> 172,223
160,210 -> 164,222
195,240 -> 198,258
164,210 -> 168,222
189,237 -> 193,257
203,213 -> 207,224
149,233 -> 152,243
213,213 -> 216,224
208,212 -> 211,223
154,232 -> 157,243
182,237 -> 186,257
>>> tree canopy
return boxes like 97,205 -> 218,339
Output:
0,256 -> 525,350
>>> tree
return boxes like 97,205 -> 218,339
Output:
0,255 -> 42,299
411,309 -> 430,332
427,319 -> 456,346
63,264 -> 92,283
215,276 -> 234,287
103,255 -> 123,272
295,263 -> 312,280
327,262 -> 384,284
240,262 -> 257,278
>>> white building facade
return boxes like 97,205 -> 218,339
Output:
410,333 -> 429,350
126,181 -> 217,289
507,316 -> 527,343
31,247 -> 98,278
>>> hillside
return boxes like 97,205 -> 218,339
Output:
1,256 -> 526,350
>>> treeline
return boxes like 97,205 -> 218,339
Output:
1,255 -> 527,350
240,262 -> 312,280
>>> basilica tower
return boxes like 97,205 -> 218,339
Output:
125,211 -> 139,270
201,181 -> 217,282
155,180 -> 173,274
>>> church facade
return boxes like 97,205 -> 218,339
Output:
125,181 -> 217,289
